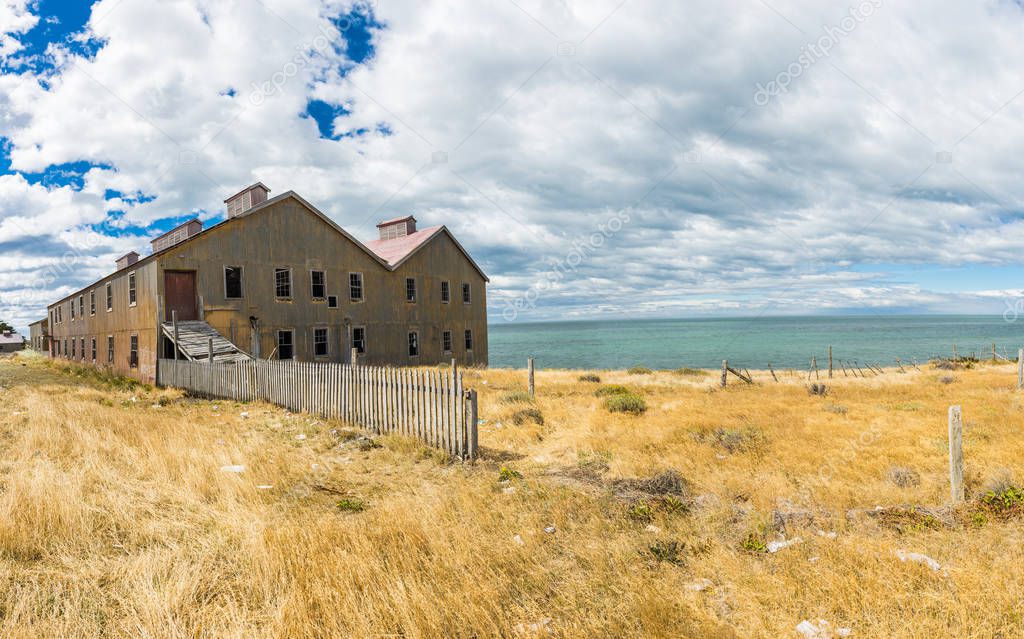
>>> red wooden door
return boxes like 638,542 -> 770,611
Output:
164,271 -> 197,321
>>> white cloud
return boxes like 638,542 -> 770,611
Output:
4,0 -> 1024,331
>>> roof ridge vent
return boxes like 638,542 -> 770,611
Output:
225,182 -> 270,218
376,215 -> 417,240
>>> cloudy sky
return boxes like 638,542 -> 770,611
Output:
2,0 -> 1024,332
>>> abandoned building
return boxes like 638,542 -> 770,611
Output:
0,330 -> 24,354
41,184 -> 489,382
28,318 -> 49,352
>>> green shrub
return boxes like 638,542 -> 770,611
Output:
336,498 -> 366,512
674,367 -> 706,376
594,385 -> 632,397
740,531 -> 768,554
604,392 -> 647,415
501,391 -> 534,404
648,539 -> 685,565
498,466 -> 523,482
979,485 -> 1024,518
578,374 -> 601,383
627,500 -> 654,522
627,366 -> 653,375
511,407 -> 544,426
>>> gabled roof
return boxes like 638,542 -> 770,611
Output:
0,332 -> 23,345
364,225 -> 490,282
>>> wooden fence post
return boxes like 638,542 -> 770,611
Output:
768,363 -> 778,382
528,357 -> 535,397
351,347 -> 359,367
992,342 -> 997,362
172,310 -> 179,361
828,346 -> 833,379
467,389 -> 478,461
1018,348 -> 1023,390
207,337 -> 214,364
720,360 -> 727,387
953,343 -> 958,361
948,405 -> 964,504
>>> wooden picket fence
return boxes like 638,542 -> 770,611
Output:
157,358 -> 478,459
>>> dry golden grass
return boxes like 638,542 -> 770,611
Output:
0,351 -> 1022,638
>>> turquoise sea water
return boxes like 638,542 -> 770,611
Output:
487,315 -> 1024,370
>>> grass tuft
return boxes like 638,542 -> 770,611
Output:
603,392 -> 647,415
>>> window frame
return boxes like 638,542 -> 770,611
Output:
90,291 -> 96,316
107,335 -> 114,363
128,272 -> 137,307
129,334 -> 139,368
310,270 -> 326,300
274,267 -> 293,300
276,329 -> 295,360
80,338 -> 85,361
405,277 -> 417,303
349,272 -> 364,302
224,265 -> 244,299
442,330 -> 452,354
352,326 -> 366,354
407,330 -> 419,358
70,299 -> 75,321
465,329 -> 474,351
91,337 -> 96,362
327,295 -> 339,309
78,295 -> 84,317
313,326 -> 329,358
106,282 -> 113,312
462,282 -> 471,304
441,280 -> 450,304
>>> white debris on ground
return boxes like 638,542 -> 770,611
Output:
685,578 -> 713,592
220,465 -> 245,473
502,486 -> 516,494
817,530 -> 838,539
256,484 -> 274,490
543,525 -> 556,534
796,619 -> 852,638
129,396 -> 137,403
809,556 -> 820,564
767,537 -> 803,553
896,549 -> 942,571
512,534 -> 525,546
514,617 -> 551,635
295,433 -> 307,441
239,411 -> 249,419
645,524 -> 661,534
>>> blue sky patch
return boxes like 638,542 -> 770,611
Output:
23,161 -> 114,190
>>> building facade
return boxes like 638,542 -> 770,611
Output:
0,331 -> 24,354
28,318 -> 48,352
43,185 -> 489,382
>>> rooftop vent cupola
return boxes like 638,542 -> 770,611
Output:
225,182 -> 270,218
115,251 -> 139,270
376,215 -> 417,240
151,219 -> 203,253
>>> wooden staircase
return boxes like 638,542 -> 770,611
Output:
161,320 -> 250,363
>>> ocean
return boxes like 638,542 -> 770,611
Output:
487,315 -> 1024,370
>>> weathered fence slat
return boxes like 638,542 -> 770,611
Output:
157,358 -> 477,458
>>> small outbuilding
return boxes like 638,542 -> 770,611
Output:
0,331 -> 25,354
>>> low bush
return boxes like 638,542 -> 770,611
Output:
594,385 -> 632,397
501,391 -> 534,404
887,466 -> 921,488
978,484 -> 1024,519
647,539 -> 685,565
336,498 -> 366,512
692,426 -> 767,454
627,366 -> 653,375
511,407 -> 544,426
603,392 -> 647,415
498,466 -> 523,482
674,367 -> 706,376
578,374 -> 601,383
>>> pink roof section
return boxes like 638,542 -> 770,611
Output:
364,225 -> 442,265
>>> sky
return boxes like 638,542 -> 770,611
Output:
2,0 -> 1024,333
